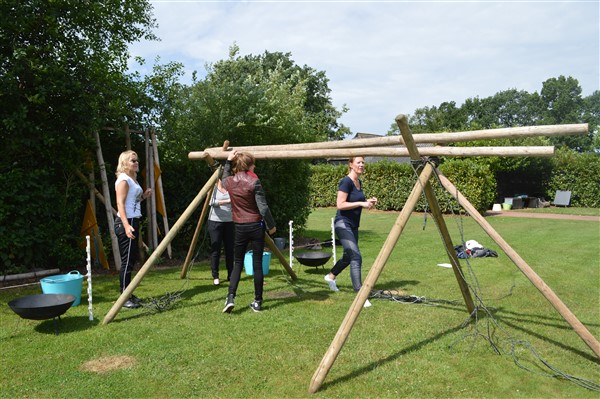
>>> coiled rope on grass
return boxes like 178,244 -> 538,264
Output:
395,158 -> 600,392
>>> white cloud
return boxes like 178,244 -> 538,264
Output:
131,1 -> 599,135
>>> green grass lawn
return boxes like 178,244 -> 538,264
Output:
1,208 -> 599,398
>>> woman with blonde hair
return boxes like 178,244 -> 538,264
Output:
114,150 -> 152,309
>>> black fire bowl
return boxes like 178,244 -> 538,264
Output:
8,294 -> 76,321
294,251 -> 332,267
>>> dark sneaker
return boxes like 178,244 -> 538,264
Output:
249,300 -> 262,312
223,294 -> 235,313
130,295 -> 142,305
123,299 -> 140,309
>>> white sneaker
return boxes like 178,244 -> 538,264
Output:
213,278 -> 220,286
324,275 -> 339,292
363,299 -> 372,308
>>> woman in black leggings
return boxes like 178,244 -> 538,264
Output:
114,150 -> 152,309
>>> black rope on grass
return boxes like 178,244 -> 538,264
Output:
378,160 -> 599,392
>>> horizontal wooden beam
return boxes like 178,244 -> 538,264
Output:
189,146 -> 554,160
202,123 -> 587,153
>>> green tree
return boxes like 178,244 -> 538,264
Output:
0,0 -> 157,272
162,45 -> 347,233
540,76 -> 590,151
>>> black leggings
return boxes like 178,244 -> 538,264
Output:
115,217 -> 140,293
228,222 -> 265,301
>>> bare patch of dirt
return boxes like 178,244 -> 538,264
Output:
266,291 -> 297,299
80,355 -> 137,374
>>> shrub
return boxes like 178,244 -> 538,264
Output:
547,148 -> 600,207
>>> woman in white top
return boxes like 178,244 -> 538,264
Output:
207,179 -> 234,285
114,150 -> 152,309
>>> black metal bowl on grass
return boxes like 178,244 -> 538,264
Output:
8,294 -> 75,321
294,251 -> 332,267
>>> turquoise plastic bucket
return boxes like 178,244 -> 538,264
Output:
40,271 -> 84,307
244,251 -> 271,276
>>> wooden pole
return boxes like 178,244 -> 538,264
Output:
145,129 -> 153,251
436,172 -> 600,358
309,162 -> 435,394
396,114 -> 475,313
180,179 -> 215,279
264,233 -> 297,280
203,123 -> 587,153
191,146 -> 554,161
102,168 -> 221,325
148,133 -> 158,250
93,130 -> 121,270
151,128 -> 172,258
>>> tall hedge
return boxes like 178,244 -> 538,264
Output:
308,159 -> 497,214
547,148 -> 600,207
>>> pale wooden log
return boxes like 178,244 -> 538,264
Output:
204,123 -> 587,153
152,128 -> 172,258
264,234 -> 297,280
180,179 -> 214,279
309,162 -> 435,394
191,146 -> 554,161
396,114 -> 475,313
147,132 -> 158,250
102,169 -> 220,325
436,172 -> 600,358
145,130 -> 153,251
93,130 -> 121,270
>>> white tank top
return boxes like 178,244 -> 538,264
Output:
115,173 -> 143,218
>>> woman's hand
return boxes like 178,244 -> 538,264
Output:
126,224 -> 135,239
365,197 -> 377,209
227,149 -> 238,161
143,188 -> 152,199
268,226 -> 276,236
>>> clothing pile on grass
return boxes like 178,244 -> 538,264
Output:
454,240 -> 498,259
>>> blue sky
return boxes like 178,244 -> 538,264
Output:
130,1 -> 599,135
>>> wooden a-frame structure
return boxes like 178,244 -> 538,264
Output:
102,117 -> 598,392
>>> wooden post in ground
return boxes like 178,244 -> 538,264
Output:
436,172 -> 600,358
396,114 -> 475,314
102,168 -> 220,325
309,162 -> 435,394
151,128 -> 172,258
93,130 -> 121,270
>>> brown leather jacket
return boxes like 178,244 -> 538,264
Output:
222,161 -> 275,230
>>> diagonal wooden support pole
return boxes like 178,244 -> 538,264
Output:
181,176 -> 217,278
309,162 -> 435,394
436,172 -> 600,358
396,114 -> 475,314
102,168 -> 221,325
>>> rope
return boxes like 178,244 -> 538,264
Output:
378,159 -> 599,392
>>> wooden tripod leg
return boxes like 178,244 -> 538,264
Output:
264,234 -> 297,280
437,172 -> 600,358
180,178 -> 217,279
396,114 -> 475,314
309,162 -> 434,394
102,169 -> 221,325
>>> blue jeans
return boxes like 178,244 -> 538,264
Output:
330,218 -> 362,292
228,222 -> 265,301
